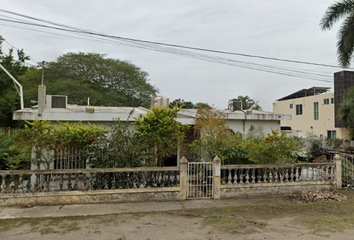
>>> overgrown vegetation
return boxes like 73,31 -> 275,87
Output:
8,107 -> 189,169
11,120 -> 107,169
87,119 -> 145,168
135,106 -> 189,166
241,129 -> 303,164
190,106 -> 302,164
0,128 -> 30,170
3,105 -> 338,169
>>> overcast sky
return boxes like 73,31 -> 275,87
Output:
0,0 -> 343,111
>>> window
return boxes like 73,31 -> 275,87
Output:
296,104 -> 303,115
331,98 -> 334,104
314,102 -> 319,120
327,130 -> 336,139
290,103 -> 293,109
324,99 -> 329,105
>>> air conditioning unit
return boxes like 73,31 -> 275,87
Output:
46,95 -> 67,108
228,100 -> 242,112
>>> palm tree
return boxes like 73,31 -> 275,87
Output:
338,86 -> 354,138
320,0 -> 354,68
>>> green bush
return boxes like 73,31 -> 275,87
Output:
0,129 -> 30,170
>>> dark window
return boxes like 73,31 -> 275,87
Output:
324,99 -> 329,105
314,102 -> 319,120
296,104 -> 303,115
331,98 -> 334,104
290,103 -> 293,109
327,130 -> 336,139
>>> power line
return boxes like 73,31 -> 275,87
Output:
0,11 -> 336,82
0,9 -> 347,70
0,17 -> 333,82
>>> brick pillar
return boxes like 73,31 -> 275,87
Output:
179,156 -> 188,200
334,154 -> 342,189
213,156 -> 221,199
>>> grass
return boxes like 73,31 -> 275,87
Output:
40,227 -> 59,235
307,215 -> 354,232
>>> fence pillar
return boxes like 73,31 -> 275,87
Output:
213,156 -> 221,199
334,154 -> 342,189
179,157 -> 188,200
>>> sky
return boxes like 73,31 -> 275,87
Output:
0,0 -> 343,111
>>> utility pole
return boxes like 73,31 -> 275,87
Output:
0,63 -> 24,109
40,61 -> 45,85
38,61 -> 46,114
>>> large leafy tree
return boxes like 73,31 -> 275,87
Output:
230,95 -> 261,110
0,36 -> 29,127
21,52 -> 158,108
338,86 -> 354,138
320,0 -> 354,68
189,106 -> 245,162
135,106 -> 189,166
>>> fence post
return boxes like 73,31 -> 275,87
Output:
179,157 -> 188,200
213,156 -> 221,199
334,154 -> 342,189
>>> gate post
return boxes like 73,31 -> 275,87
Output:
334,154 -> 342,189
179,157 -> 188,200
213,156 -> 221,199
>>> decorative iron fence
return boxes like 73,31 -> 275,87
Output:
337,153 -> 354,187
187,162 -> 213,199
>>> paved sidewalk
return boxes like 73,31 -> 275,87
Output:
0,197 -> 289,219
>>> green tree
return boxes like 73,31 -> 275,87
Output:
189,106 -> 246,163
169,99 -> 211,109
320,0 -> 354,67
169,98 -> 196,108
241,130 -> 301,164
135,106 -> 188,166
13,120 -> 107,169
20,52 -> 158,108
338,86 -> 354,138
88,119 -> 145,168
0,36 -> 29,127
0,129 -> 30,170
230,96 -> 261,110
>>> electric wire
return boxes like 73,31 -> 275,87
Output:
0,10 -> 337,82
0,17 -> 333,82
0,8 -> 347,70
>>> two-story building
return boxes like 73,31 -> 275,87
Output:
273,87 -> 348,138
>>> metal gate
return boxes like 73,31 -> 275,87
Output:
187,162 -> 213,199
341,154 -> 354,188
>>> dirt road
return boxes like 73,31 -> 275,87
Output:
1,190 -> 354,240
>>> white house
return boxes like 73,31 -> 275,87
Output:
13,86 -> 290,166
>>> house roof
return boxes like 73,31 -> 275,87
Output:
178,109 -> 290,121
277,87 -> 330,101
13,105 -> 150,122
13,104 -> 291,124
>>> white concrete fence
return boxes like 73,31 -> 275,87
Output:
0,155 -> 341,205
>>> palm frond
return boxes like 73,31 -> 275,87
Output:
320,0 -> 354,30
337,11 -> 354,67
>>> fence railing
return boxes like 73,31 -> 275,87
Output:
0,156 -> 341,205
0,167 -> 180,194
221,163 -> 335,185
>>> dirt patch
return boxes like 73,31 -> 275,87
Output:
1,189 -> 354,240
